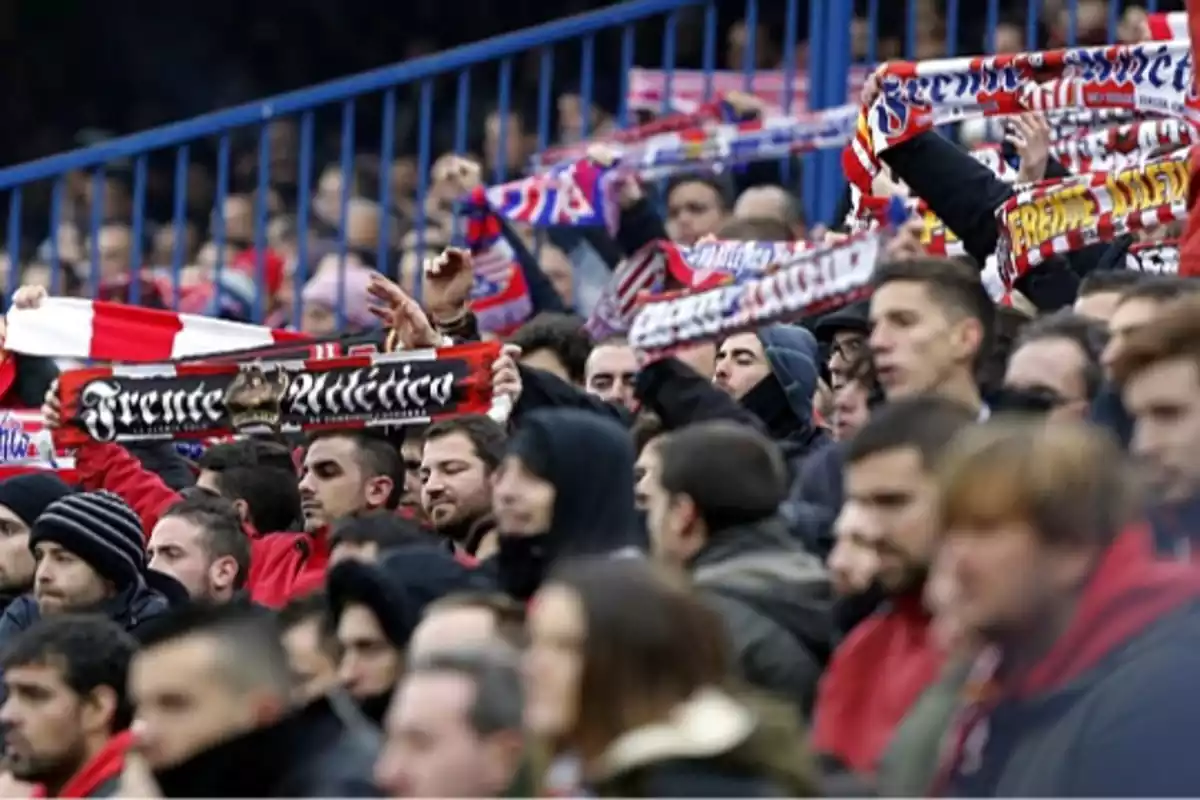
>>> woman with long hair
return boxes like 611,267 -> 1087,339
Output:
524,557 -> 817,797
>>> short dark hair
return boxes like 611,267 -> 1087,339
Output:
307,431 -> 405,510
845,395 -> 978,470
978,305 -> 1035,398
1111,293 -> 1200,387
407,649 -> 524,735
2,615 -> 137,732
1016,310 -> 1108,401
657,422 -> 786,531
716,216 -> 793,242
631,412 -> 665,455
159,494 -> 252,590
196,440 -> 301,532
1077,269 -> 1143,297
422,415 -> 507,472
665,173 -> 733,211
872,257 -> 996,368
1117,275 -> 1199,307
277,591 -> 340,659
507,313 -> 592,384
330,510 -> 434,553
136,603 -> 292,696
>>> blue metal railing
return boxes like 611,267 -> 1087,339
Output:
0,0 -> 1179,328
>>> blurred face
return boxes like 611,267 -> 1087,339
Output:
485,112 -> 524,171
832,381 -> 871,442
637,444 -> 700,566
376,671 -> 519,798
585,344 -> 638,409
666,182 -> 725,246
148,516 -> 235,601
1102,297 -> 1161,376
93,226 -> 132,281
524,585 -> 584,741
0,506 -> 35,593
713,333 -> 770,400
281,618 -> 339,704
540,246 -> 574,307
828,330 -> 867,390
421,432 -> 493,534
732,188 -> 796,235
407,607 -> 500,663
33,542 -> 110,615
870,281 -> 975,398
1124,357 -> 1200,504
400,439 -> 424,517
1,665 -> 99,786
301,302 -> 337,337
337,604 -> 402,700
1073,290 -> 1123,323
221,197 -> 254,247
837,448 -> 937,595
131,636 -> 280,770
492,456 -> 556,537
942,518 -> 1087,640
299,437 -> 389,533
1004,338 -> 1090,421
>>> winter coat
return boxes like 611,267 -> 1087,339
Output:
152,694 -> 380,797
689,516 -> 834,715
0,581 -> 169,649
588,689 -> 819,798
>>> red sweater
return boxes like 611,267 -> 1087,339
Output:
76,442 -> 328,607
1180,0 -> 1200,276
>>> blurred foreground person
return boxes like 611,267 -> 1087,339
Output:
931,419 -> 1200,795
526,558 -> 816,797
374,649 -> 531,797
278,592 -> 341,704
129,604 -> 379,796
0,474 -> 72,613
814,397 -> 976,779
640,421 -> 833,715
1,616 -> 136,797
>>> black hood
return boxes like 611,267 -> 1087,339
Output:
505,408 -> 642,555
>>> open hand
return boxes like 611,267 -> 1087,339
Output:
1009,112 -> 1052,183
367,273 -> 442,350
423,248 -> 475,323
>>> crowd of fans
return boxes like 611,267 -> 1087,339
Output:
0,0 -> 1192,797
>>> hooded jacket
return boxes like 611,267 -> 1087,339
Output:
495,408 -> 642,600
933,526 -> 1200,797
689,515 -> 834,715
746,324 -> 830,470
74,442 -> 326,608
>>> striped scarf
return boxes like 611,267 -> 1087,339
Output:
995,151 -> 1189,286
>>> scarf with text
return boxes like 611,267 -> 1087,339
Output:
460,187 -> 535,336
843,42 -> 1199,201
52,341 -> 501,449
1126,240 -> 1181,273
627,231 -> 880,358
995,151 -> 1190,286
587,238 -> 814,339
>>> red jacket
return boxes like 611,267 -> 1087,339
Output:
812,592 -> 944,775
77,442 -> 328,608
1181,0 -> 1200,276
33,730 -> 131,798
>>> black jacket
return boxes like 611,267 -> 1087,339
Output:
690,516 -> 834,715
153,694 -> 380,797
0,581 -> 170,648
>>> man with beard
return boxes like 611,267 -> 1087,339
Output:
1,615 -> 137,797
146,494 -> 251,603
0,491 -> 169,648
0,475 -> 72,612
812,396 -> 975,780
420,416 -> 506,559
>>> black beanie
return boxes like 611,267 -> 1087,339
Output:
0,474 -> 73,529
29,491 -> 147,590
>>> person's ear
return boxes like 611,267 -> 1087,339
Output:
232,498 -> 251,526
365,475 -> 395,509
210,555 -> 240,593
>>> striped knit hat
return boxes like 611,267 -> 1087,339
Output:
29,491 -> 147,590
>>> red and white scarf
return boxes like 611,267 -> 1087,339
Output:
4,298 -> 309,363
995,151 -> 1190,286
